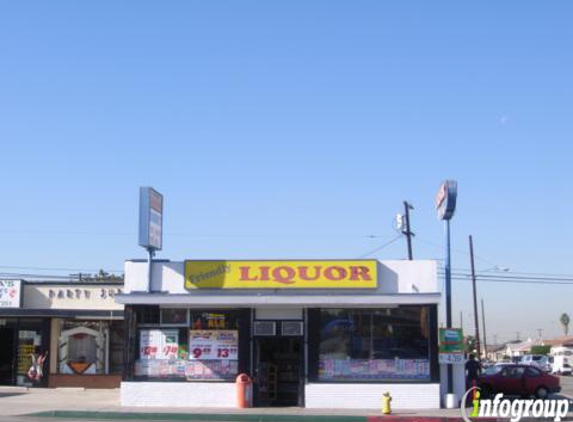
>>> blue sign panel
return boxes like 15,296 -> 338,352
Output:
139,187 -> 163,250
435,180 -> 457,221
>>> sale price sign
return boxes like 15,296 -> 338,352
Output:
140,329 -> 179,360
189,330 -> 238,361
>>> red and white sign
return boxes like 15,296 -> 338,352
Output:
189,330 -> 238,361
139,329 -> 179,360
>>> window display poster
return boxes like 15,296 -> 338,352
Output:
188,330 -> 238,360
134,359 -> 238,381
318,358 -> 430,380
139,329 -> 179,360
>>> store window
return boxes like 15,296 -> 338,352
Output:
317,307 -> 431,381
57,320 -> 123,375
135,309 -> 240,382
58,321 -> 107,374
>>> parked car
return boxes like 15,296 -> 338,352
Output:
479,364 -> 561,398
520,354 -> 551,372
551,356 -> 573,375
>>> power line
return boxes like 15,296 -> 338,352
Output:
449,277 -> 573,285
446,272 -> 573,282
357,235 -> 403,259
0,228 -> 388,239
0,265 -> 123,273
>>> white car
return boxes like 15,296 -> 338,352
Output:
520,354 -> 551,372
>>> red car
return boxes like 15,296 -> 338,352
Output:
479,364 -> 561,399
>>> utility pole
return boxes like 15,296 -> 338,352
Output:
537,328 -> 543,340
402,201 -> 415,260
460,311 -> 463,331
481,299 -> 487,361
469,235 -> 481,360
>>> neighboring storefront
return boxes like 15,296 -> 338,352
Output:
0,280 -> 124,388
117,259 -> 442,409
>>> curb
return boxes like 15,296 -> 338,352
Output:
27,412 -> 503,422
27,411 -> 368,422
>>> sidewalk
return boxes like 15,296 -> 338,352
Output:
0,387 -> 468,421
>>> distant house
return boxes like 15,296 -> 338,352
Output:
505,339 -> 541,359
482,344 -> 506,362
542,336 -> 573,357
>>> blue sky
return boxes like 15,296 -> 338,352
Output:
1,1 -> 572,343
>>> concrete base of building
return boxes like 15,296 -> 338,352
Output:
121,382 -> 441,410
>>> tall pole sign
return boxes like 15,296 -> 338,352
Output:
139,187 -> 163,293
435,180 -> 458,401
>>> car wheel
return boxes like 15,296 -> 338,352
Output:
536,386 -> 549,399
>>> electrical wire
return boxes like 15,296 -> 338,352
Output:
0,265 -> 123,273
0,228 -> 386,239
356,235 -> 403,258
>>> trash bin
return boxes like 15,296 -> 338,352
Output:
236,373 -> 253,408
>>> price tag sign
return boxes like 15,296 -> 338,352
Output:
189,330 -> 238,360
140,329 -> 179,360
439,353 -> 464,365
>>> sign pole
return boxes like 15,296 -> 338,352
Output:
445,219 -> 453,395
435,180 -> 458,405
147,247 -> 154,293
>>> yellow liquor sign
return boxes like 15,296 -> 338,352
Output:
184,260 -> 378,289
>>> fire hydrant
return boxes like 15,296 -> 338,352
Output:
382,391 -> 392,415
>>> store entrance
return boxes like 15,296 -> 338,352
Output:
0,328 -> 15,385
254,337 -> 303,407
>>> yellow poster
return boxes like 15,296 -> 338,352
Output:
184,260 -> 378,289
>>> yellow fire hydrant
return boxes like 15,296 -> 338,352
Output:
382,391 -> 392,415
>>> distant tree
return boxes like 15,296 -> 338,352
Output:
464,335 -> 476,353
530,345 -> 551,355
560,313 -> 570,336
70,270 -> 123,282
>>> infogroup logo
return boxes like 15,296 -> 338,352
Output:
461,387 -> 570,422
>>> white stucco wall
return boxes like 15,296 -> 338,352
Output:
121,381 -> 440,409
121,382 -> 236,407
305,383 -> 440,409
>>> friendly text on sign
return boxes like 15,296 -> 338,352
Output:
184,260 -> 378,289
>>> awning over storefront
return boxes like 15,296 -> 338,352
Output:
0,308 -> 124,319
115,292 -> 440,307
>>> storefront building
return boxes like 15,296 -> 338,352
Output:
0,280 -> 124,388
117,259 -> 442,409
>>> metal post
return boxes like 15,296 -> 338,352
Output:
445,220 -> 453,394
469,235 -> 481,360
147,248 -> 154,293
481,299 -> 488,361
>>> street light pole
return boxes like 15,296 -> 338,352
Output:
469,235 -> 481,360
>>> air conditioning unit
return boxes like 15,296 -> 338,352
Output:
282,321 -> 304,336
254,321 -> 276,336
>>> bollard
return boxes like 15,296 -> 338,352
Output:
236,373 -> 253,408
